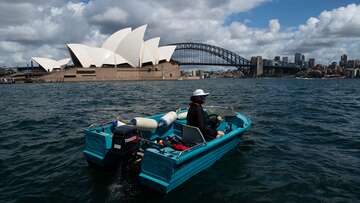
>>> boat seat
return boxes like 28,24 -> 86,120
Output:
182,125 -> 206,145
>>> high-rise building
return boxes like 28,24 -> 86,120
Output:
282,57 -> 288,64
295,53 -> 302,66
301,55 -> 305,67
250,56 -> 258,65
251,56 -> 263,76
340,54 -> 348,67
263,59 -> 273,66
308,58 -> 315,68
347,60 -> 355,68
354,59 -> 360,68
274,56 -> 281,62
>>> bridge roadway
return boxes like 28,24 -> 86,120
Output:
177,62 -> 253,67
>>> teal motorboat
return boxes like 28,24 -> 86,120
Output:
83,106 -> 251,193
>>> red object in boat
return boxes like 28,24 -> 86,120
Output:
172,143 -> 190,151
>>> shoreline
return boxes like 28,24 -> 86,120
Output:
1,76 -> 358,85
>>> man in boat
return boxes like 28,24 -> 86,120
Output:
186,89 -> 225,140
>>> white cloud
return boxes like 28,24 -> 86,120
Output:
221,4 -> 360,62
269,19 -> 280,33
1,1 -> 360,66
66,2 -> 86,16
92,7 -> 128,24
0,2 -> 35,26
0,41 -> 26,52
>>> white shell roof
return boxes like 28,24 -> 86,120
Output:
158,46 -> 176,62
101,27 -> 132,52
115,25 -> 147,67
32,57 -> 71,72
101,50 -> 129,66
67,44 -> 95,67
141,37 -> 160,65
67,44 -> 129,67
35,25 -> 177,69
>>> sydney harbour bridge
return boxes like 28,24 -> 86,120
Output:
170,42 -> 301,77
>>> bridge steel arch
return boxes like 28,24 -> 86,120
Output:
170,42 -> 251,68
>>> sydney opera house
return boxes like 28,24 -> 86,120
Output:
31,25 -> 180,82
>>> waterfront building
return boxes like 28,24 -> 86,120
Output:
32,25 -> 176,70
295,53 -> 302,67
347,60 -> 355,68
340,54 -> 348,67
287,63 -> 297,68
254,56 -> 263,76
354,59 -> 360,68
192,70 -> 197,77
346,59 -> 360,69
345,68 -> 359,78
282,57 -> 288,64
250,56 -> 258,65
262,59 -> 273,66
196,70 -> 204,79
274,56 -> 281,62
308,58 -> 315,68
356,68 -> 360,78
28,25 -> 180,82
301,55 -> 306,68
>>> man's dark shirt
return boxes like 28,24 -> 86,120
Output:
186,102 -> 217,140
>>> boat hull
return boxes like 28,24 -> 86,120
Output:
139,132 -> 244,193
83,123 -> 117,167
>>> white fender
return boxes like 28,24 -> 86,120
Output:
159,111 -> 177,126
131,117 -> 158,131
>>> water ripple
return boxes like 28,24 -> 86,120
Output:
0,79 -> 360,202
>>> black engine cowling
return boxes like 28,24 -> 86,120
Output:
111,125 -> 139,156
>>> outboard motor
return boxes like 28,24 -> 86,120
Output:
111,125 -> 139,156
111,125 -> 140,175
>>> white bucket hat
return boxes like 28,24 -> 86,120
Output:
192,89 -> 210,96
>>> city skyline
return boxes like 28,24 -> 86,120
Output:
1,1 -> 360,66
258,52 -> 360,68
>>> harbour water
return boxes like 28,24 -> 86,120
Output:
0,78 -> 359,202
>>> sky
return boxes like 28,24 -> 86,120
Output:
1,0 -> 360,67
228,0 -> 360,28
